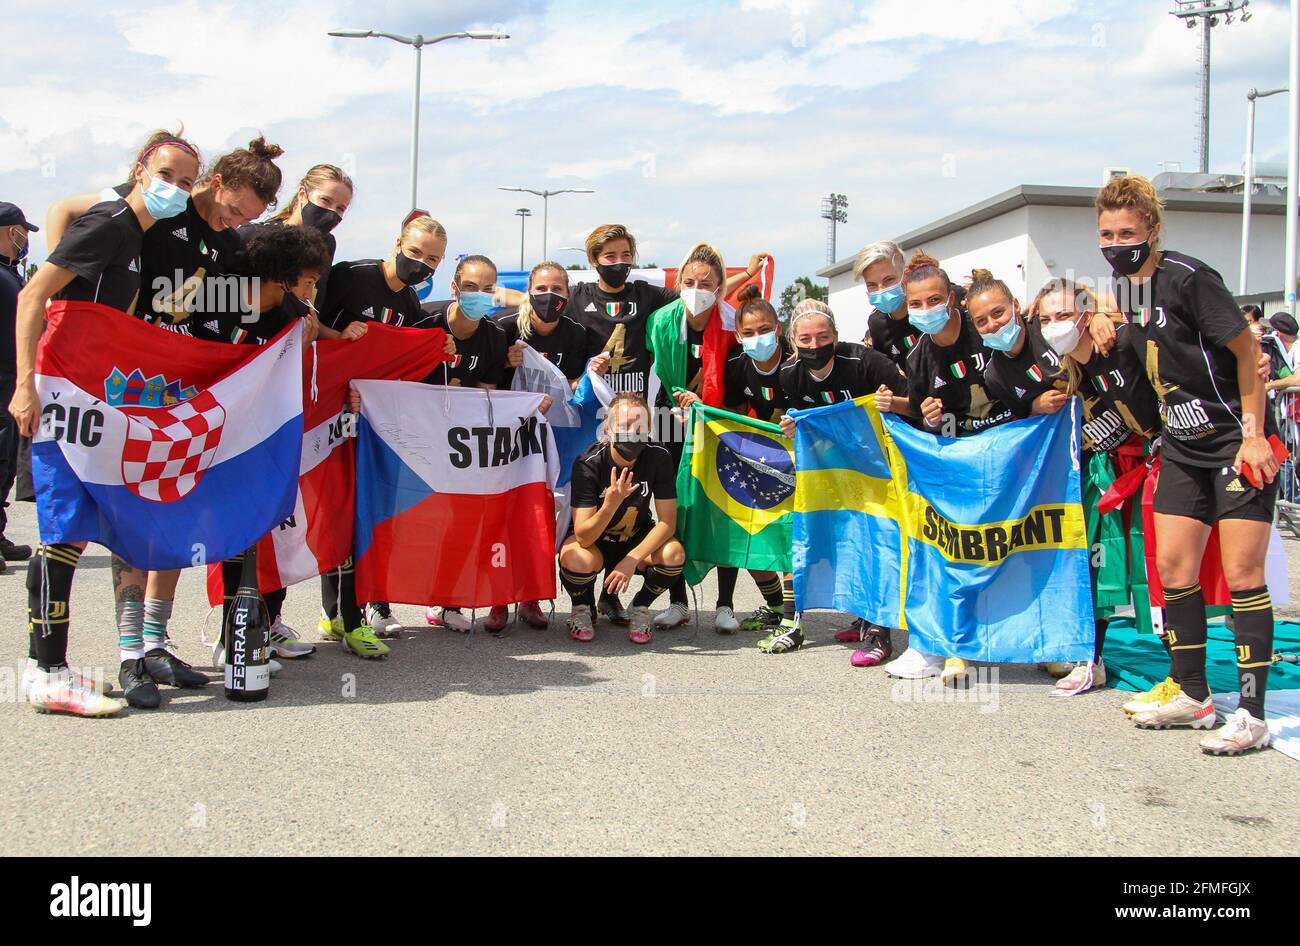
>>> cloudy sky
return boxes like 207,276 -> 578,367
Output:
1,0 -> 1294,293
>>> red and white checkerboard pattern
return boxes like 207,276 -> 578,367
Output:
120,391 -> 227,502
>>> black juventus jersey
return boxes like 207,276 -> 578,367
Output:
569,441 -> 677,544
138,197 -> 242,324
421,305 -> 508,388
1116,250 -> 1274,467
499,313 -> 594,385
982,321 -> 1068,419
1076,321 -> 1161,454
569,279 -> 678,396
779,341 -> 906,408
723,338 -> 793,423
868,309 -> 922,375
318,259 -> 433,331
48,199 -> 143,315
906,316 -> 1015,434
163,292 -> 306,345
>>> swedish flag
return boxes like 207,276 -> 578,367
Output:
793,397 -> 1095,663
676,404 -> 794,585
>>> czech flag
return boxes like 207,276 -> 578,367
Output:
353,381 -> 558,608
33,301 -> 302,570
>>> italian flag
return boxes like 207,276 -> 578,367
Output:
760,386 -> 774,401
1096,375 -> 1110,392
380,307 -> 394,324
820,391 -> 836,404
230,327 -> 248,344
1026,364 -> 1044,382
950,361 -> 967,379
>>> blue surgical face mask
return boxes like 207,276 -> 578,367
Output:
140,170 -> 189,221
742,331 -> 778,362
457,291 -> 498,321
868,282 -> 905,314
981,315 -> 1023,352
909,304 -> 951,336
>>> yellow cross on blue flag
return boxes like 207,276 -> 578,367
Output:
792,396 -> 1095,663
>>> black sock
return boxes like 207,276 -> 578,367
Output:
560,567 -> 598,611
335,559 -> 363,631
1156,630 -> 1179,684
669,574 -> 687,606
1230,586 -> 1273,720
320,567 -> 340,619
752,572 -> 784,609
633,564 -> 684,608
716,567 -> 738,610
1164,583 -> 1209,701
782,575 -> 796,622
28,544 -> 80,671
1094,618 -> 1109,664
264,587 -> 286,624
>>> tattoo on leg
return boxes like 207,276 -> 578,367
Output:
111,555 -> 145,603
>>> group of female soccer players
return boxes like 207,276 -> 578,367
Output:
9,128 -> 1282,755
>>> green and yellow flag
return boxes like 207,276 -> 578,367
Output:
676,403 -> 794,585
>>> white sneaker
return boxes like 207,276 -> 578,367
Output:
653,602 -> 690,628
884,645 -> 946,679
427,606 -> 471,632
714,606 -> 739,634
1199,708 -> 1271,755
366,602 -> 403,639
26,667 -> 127,717
1133,692 -> 1217,730
22,658 -> 111,697
269,618 -> 316,659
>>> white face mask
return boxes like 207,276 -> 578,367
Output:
681,287 -> 717,316
1042,315 -> 1085,357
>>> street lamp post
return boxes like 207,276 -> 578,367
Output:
1169,2 -> 1252,175
514,207 -> 532,270
1240,86 -> 1288,294
497,186 -> 594,259
329,28 -> 509,212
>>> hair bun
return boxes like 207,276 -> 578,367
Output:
904,250 -> 940,276
736,283 -> 760,303
969,267 -> 993,282
247,136 -> 285,160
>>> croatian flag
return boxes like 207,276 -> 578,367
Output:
353,381 -> 558,608
205,324 -> 452,601
33,300 -> 302,570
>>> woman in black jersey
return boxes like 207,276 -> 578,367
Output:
315,214 -> 456,642
1028,278 -> 1172,701
718,286 -> 797,637
488,261 -> 603,634
12,130 -> 202,717
1096,177 -> 1279,754
558,392 -> 685,644
856,240 -> 920,375
772,298 -> 908,657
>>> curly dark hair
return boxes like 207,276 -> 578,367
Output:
239,223 -> 329,286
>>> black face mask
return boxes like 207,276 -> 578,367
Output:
798,341 -> 836,370
1100,239 -> 1152,277
612,437 -> 649,462
596,262 -> 631,289
301,201 -> 342,235
531,291 -> 567,323
395,253 -> 433,286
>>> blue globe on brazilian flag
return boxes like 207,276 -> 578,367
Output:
676,403 -> 794,585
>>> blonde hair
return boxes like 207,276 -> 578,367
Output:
274,164 -> 354,223
789,298 -> 836,341
676,242 -> 726,290
516,261 -> 570,340
1024,276 -> 1128,398
585,223 -> 637,264
1095,175 -> 1164,247
854,240 -> 904,282
401,214 -> 447,242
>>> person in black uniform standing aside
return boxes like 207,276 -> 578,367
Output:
11,130 -> 202,717
1096,176 -> 1281,754
0,203 -> 36,572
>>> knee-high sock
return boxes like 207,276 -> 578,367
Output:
1230,586 -> 1273,720
320,568 -> 341,619
716,567 -> 738,609
264,588 -> 286,624
752,572 -> 784,609
142,597 -> 173,652
1164,583 -> 1209,702
334,558 -> 363,630
1093,618 -> 1109,664
28,544 -> 80,671
560,567 -> 598,611
668,573 -> 687,606
633,564 -> 683,608
113,555 -> 145,662
782,574 -> 796,623
1157,629 -> 1179,684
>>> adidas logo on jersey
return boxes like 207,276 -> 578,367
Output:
203,320 -> 219,332
933,375 -> 946,388
1015,386 -> 1027,399
128,258 -> 139,272
585,302 -> 598,312
172,227 -> 188,241
362,306 -> 374,317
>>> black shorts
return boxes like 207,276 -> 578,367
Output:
594,525 -> 654,570
1152,456 -> 1278,525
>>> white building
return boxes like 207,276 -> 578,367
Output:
818,179 -> 1295,345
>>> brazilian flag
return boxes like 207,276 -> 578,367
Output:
676,403 -> 794,585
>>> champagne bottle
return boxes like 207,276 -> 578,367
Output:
223,545 -> 270,702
